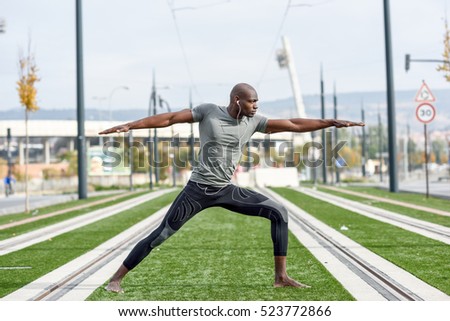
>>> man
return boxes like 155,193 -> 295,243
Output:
99,83 -> 364,293
4,174 -> 15,197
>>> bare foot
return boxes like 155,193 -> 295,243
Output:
104,280 -> 124,293
274,276 -> 311,288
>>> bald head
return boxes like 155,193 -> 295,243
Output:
229,83 -> 257,102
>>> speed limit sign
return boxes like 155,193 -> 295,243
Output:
416,102 -> 436,123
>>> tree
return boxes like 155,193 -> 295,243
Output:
437,20 -> 450,81
17,40 -> 40,213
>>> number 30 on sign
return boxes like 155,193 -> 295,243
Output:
416,103 -> 436,124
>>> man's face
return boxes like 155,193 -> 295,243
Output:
238,90 -> 259,118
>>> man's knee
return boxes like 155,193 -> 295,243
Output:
276,204 -> 289,224
150,221 -> 177,248
259,198 -> 289,224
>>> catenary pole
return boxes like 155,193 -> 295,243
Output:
320,64 -> 327,184
333,82 -> 340,184
361,104 -> 366,177
76,0 -> 87,199
189,89 -> 195,169
152,70 -> 159,184
383,0 -> 398,192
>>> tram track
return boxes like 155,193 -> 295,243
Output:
257,187 -> 449,301
2,204 -> 171,301
3,186 -> 448,301
297,187 -> 450,245
0,188 -> 176,256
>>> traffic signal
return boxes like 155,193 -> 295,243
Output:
405,54 -> 410,72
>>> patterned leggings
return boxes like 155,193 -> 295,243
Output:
123,180 -> 289,270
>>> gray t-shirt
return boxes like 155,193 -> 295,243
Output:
190,103 -> 268,186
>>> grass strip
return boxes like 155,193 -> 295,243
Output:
0,191 -> 149,241
272,187 -> 450,295
0,190 -> 180,298
88,207 -> 354,301
0,192 -> 122,225
315,187 -> 450,228
343,186 -> 450,212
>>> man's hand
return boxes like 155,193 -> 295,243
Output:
332,120 -> 365,128
98,124 -> 131,135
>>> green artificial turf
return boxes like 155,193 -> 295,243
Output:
0,193 -> 116,225
342,186 -> 450,212
272,187 -> 450,295
88,207 -> 354,301
0,191 -> 149,241
0,190 -> 179,298
315,187 -> 450,228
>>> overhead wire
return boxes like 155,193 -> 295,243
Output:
255,0 -> 292,90
255,0 -> 335,90
166,0 -> 203,101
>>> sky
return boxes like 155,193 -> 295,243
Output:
1,0 -> 449,114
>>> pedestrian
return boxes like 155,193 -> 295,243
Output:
99,83 -> 364,293
3,174 -> 15,197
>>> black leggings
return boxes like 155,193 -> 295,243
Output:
123,180 -> 289,270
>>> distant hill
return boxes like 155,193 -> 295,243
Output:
1,89 -> 449,132
258,89 -> 450,132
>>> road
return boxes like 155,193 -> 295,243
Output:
0,191 -> 124,216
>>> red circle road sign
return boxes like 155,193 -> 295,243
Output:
416,103 -> 436,123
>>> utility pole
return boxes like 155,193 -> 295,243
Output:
320,64 -> 327,184
333,82 -> 340,184
361,104 -> 366,177
152,70 -> 159,185
189,89 -> 195,170
159,96 -> 176,187
148,78 -> 154,190
76,0 -> 87,199
378,110 -> 383,183
383,0 -> 398,192
407,123 -> 412,173
403,130 -> 409,181
128,131 -> 134,191
6,128 -> 12,177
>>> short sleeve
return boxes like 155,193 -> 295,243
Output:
192,103 -> 214,122
254,114 -> 268,133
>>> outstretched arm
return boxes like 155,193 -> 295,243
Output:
98,109 -> 194,135
265,118 -> 364,134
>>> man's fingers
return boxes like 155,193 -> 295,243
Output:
98,128 -> 119,135
336,121 -> 365,128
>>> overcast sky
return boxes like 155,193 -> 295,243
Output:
1,0 -> 449,113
